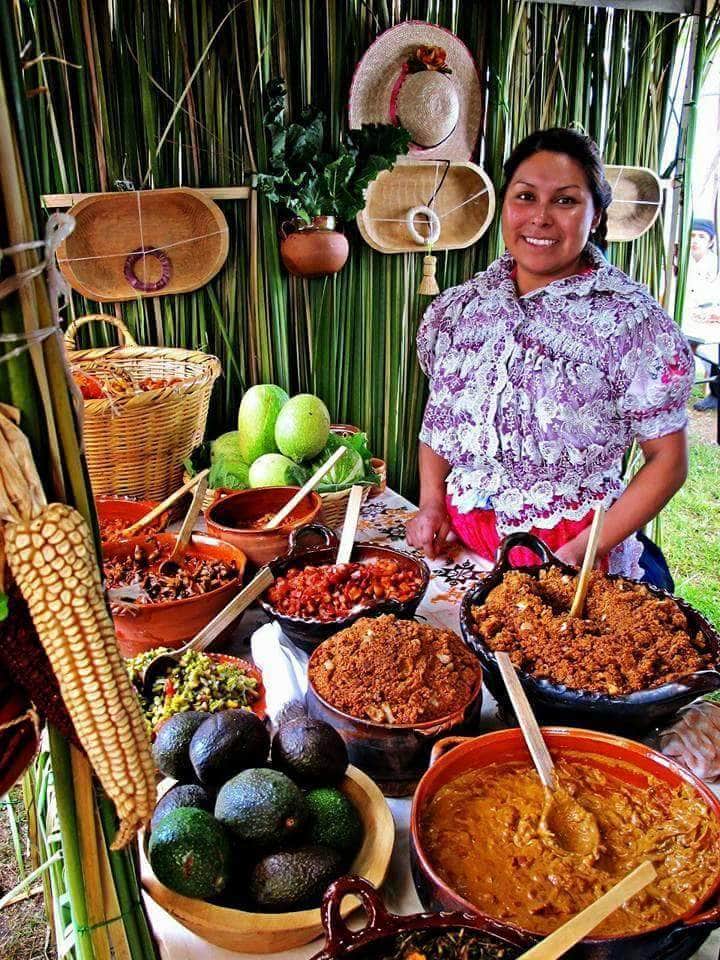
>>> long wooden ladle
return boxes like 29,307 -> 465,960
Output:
157,474 -> 209,576
120,468 -> 210,538
263,446 -> 346,530
569,507 -> 605,618
496,652 -> 601,858
336,484 -> 365,565
517,861 -> 656,959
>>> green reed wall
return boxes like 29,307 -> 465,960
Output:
8,1 -> 710,498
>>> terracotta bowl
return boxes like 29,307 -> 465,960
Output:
261,523 -> 430,653
139,765 -> 395,954
306,643 -> 483,797
205,486 -> 322,568
410,728 -> 720,960
311,876 -> 527,960
95,495 -> 169,541
104,533 -> 246,657
459,532 -> 720,736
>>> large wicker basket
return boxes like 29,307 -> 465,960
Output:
66,315 -> 221,500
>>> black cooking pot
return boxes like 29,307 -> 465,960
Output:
459,532 -> 720,736
310,875 -> 528,960
261,523 -> 430,652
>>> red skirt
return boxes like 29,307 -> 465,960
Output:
446,498 -> 603,568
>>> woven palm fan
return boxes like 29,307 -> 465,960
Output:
357,158 -> 495,254
57,187 -> 229,302
605,165 -> 663,242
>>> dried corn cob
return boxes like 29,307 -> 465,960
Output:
0,407 -> 155,848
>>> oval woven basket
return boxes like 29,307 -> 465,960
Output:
66,315 -> 221,500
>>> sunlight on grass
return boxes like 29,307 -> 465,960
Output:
663,441 -> 720,628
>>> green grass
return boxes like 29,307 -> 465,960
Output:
663,440 -> 720,628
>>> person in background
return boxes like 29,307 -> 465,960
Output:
683,218 -> 720,412
405,128 -> 694,591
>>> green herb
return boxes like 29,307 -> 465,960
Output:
0,592 -> 8,622
254,78 -> 410,225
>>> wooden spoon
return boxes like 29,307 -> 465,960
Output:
336,484 -> 365,565
157,474 -> 208,576
120,468 -> 210,537
139,565 -> 275,697
496,652 -> 601,858
516,861 -> 656,959
569,507 -> 605,618
263,446 -> 345,530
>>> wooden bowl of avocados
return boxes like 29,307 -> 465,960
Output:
139,765 -> 395,954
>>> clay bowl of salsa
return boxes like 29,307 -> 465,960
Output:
205,486 -> 322,567
95,496 -> 170,542
410,727 -> 720,960
260,523 -> 430,653
103,532 -> 247,657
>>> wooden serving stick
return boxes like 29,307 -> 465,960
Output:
139,565 -> 275,697
121,468 -> 210,537
569,507 -> 605,618
264,445 -> 345,530
516,861 -> 656,959
157,475 -> 208,576
336,484 -> 365,565
496,652 -> 600,858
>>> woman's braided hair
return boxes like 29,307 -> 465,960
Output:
500,128 -> 613,251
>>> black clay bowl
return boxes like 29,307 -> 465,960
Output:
410,729 -> 720,960
310,875 -> 529,960
459,532 -> 720,737
306,643 -> 483,797
261,523 -> 430,653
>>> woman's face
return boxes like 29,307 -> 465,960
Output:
502,151 -> 600,284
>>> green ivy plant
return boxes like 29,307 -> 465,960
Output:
254,78 -> 410,225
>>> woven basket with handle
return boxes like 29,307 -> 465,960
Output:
66,314 -> 221,500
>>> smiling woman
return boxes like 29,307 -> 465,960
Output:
405,128 -> 694,589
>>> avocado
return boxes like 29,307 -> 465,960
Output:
152,710 -> 210,781
189,710 -> 270,788
151,783 -> 213,831
148,807 -> 232,899
215,768 -> 307,847
304,787 -> 362,860
271,717 -> 348,786
249,845 -> 342,910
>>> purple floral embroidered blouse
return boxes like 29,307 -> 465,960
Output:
418,245 -> 694,577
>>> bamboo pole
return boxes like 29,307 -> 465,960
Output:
41,185 -> 251,207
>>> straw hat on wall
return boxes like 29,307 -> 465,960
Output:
605,165 -> 663,242
349,21 -> 482,161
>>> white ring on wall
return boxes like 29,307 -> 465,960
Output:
406,205 -> 441,246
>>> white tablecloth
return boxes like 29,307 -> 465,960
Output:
144,488 -> 720,960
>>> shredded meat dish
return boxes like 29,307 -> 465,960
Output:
421,756 -> 720,937
309,615 -> 481,724
470,567 -> 713,695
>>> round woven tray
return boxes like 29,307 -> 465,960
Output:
66,315 -> 220,501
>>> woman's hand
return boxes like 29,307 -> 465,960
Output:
555,530 -> 592,569
406,502 -> 452,559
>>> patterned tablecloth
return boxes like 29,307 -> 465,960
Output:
144,487 -> 720,960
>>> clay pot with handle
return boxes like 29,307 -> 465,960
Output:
280,216 -> 350,278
